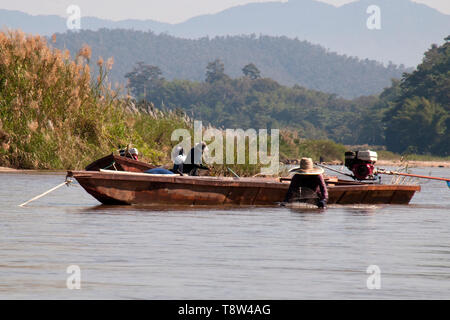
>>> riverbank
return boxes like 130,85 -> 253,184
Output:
299,160 -> 450,168
0,167 -> 65,174
2,159 -> 450,174
376,160 -> 450,168
0,166 -> 16,171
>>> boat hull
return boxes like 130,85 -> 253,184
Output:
68,170 -> 420,206
85,154 -> 156,172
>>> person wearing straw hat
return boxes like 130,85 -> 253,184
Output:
283,157 -> 328,208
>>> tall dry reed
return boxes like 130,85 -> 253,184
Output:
0,30 -> 190,169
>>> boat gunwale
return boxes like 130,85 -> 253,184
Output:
85,153 -> 156,171
69,170 -> 288,188
68,170 -> 421,191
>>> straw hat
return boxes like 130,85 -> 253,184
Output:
290,158 -> 324,175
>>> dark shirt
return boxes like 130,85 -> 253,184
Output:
284,174 -> 328,202
182,147 -> 207,175
185,147 -> 203,165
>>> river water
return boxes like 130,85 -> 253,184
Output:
0,167 -> 449,299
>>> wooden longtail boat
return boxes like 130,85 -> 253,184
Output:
85,153 -> 156,172
67,169 -> 420,206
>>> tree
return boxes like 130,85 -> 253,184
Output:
384,36 -> 450,155
385,97 -> 448,154
242,63 -> 261,80
205,59 -> 229,83
125,62 -> 164,100
52,29 -> 408,98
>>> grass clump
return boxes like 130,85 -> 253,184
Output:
280,130 -> 346,162
0,30 -> 189,169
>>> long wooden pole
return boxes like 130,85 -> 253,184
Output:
314,163 -> 354,178
378,170 -> 450,182
227,167 -> 240,178
19,181 -> 70,207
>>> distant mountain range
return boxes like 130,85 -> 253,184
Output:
1,0 -> 449,67
50,29 -> 408,98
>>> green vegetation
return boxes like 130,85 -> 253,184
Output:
279,131 -> 346,162
1,30 -> 447,171
125,59 -> 380,145
51,29 -> 408,99
125,35 -> 450,157
0,31 -> 189,169
199,132 -> 347,177
383,36 -> 450,156
0,30 -> 347,173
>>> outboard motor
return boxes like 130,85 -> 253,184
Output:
345,150 -> 377,180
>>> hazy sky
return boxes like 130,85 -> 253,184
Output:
0,0 -> 448,23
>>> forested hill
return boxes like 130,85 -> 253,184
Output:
51,29 -> 408,98
121,36 -> 450,156
383,36 -> 450,156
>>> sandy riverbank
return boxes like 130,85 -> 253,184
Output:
0,167 -> 66,174
2,160 -> 450,174
0,166 -> 17,172
295,160 -> 450,169
375,160 -> 450,168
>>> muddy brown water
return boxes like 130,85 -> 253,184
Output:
0,167 -> 449,299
